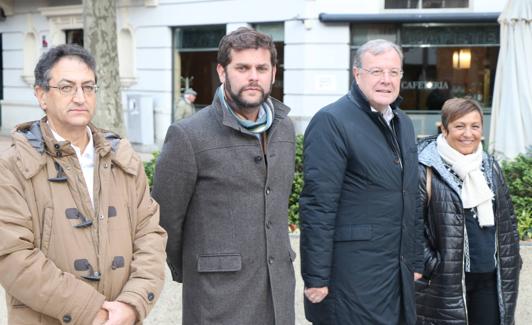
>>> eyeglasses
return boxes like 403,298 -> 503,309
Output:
360,67 -> 403,79
48,84 -> 98,97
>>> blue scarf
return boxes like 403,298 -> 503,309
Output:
216,85 -> 273,134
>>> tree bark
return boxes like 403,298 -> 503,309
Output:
83,0 -> 125,136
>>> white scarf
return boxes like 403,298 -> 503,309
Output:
436,134 -> 494,227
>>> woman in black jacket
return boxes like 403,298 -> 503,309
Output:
416,98 -> 521,325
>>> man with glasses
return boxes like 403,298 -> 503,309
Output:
300,39 -> 422,324
0,44 -> 167,325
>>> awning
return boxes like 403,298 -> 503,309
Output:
318,12 -> 499,24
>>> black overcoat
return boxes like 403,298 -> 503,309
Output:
300,82 -> 420,325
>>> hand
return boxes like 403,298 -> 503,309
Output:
414,272 -> 423,281
304,287 -> 329,304
91,308 -> 108,325
102,301 -> 137,325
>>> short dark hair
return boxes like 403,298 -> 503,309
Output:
441,98 -> 484,130
34,43 -> 97,90
217,27 -> 277,68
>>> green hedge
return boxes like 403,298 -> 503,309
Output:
501,150 -> 532,240
289,135 -> 304,229
144,151 -> 160,188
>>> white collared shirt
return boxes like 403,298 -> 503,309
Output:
49,125 -> 95,206
371,105 -> 394,127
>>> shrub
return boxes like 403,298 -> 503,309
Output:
501,150 -> 532,240
144,151 -> 160,188
288,135 -> 304,229
516,208 -> 532,241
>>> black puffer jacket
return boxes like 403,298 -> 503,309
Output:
415,136 -> 521,325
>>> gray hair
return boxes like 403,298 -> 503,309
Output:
353,39 -> 403,68
34,43 -> 97,90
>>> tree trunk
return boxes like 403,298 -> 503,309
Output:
83,0 -> 125,136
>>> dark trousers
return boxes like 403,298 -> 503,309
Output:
465,271 -> 500,325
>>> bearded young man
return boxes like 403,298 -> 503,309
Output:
152,27 -> 296,325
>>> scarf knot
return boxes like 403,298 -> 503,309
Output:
436,134 -> 494,227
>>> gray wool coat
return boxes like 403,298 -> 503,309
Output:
152,94 -> 296,325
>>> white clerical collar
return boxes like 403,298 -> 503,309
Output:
371,105 -> 394,126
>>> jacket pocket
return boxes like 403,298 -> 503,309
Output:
333,224 -> 372,242
415,277 -> 430,292
197,253 -> 242,273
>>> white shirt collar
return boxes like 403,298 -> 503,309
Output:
48,125 -> 94,160
371,105 -> 394,126
48,123 -> 95,206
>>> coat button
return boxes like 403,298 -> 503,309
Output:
266,220 -> 272,229
265,187 -> 271,195
63,314 -> 72,323
394,158 -> 400,164
268,257 -> 274,264
147,292 -> 155,301
254,156 -> 263,163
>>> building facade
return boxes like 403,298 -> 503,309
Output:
0,0 -> 505,144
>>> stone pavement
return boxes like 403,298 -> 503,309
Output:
0,133 -> 530,324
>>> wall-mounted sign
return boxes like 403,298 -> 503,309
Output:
401,25 -> 499,46
401,81 -> 449,90
314,75 -> 337,92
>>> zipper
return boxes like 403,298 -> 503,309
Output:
461,209 -> 469,324
494,198 -> 505,324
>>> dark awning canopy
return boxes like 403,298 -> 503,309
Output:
319,12 -> 500,24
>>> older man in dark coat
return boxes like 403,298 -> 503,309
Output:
152,27 -> 296,325
300,39 -> 423,324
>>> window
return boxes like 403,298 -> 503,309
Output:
173,26 -> 226,115
65,29 -> 83,46
385,0 -> 468,9
254,23 -> 285,102
401,46 -> 498,110
48,0 -> 82,5
179,27 -> 226,49
350,23 -> 499,111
